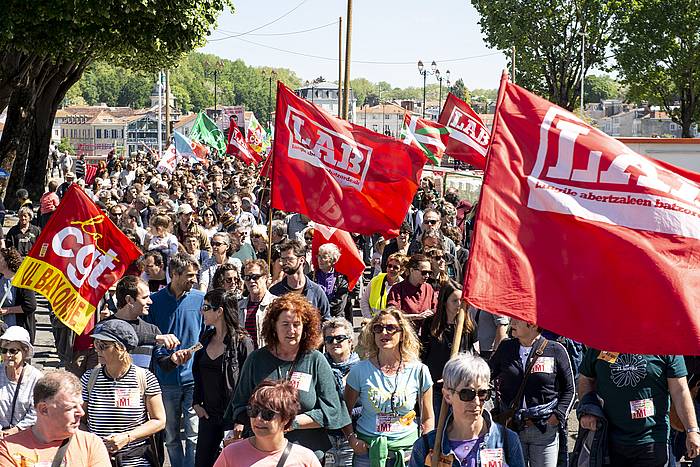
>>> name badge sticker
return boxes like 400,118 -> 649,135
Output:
630,398 -> 655,419
114,388 -> 139,408
480,448 -> 504,467
289,371 -> 313,392
597,351 -> 620,364
531,356 -> 555,373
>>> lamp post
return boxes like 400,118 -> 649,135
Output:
378,83 -> 385,135
268,70 -> 277,128
417,60 -> 437,118
436,69 -> 450,110
205,59 -> 224,124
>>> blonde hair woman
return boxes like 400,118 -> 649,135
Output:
344,308 -> 434,467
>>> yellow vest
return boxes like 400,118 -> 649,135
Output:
368,273 -> 391,316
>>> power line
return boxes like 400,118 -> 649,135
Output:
210,0 -> 310,41
210,20 -> 338,40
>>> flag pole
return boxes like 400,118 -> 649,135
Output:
342,0 -> 353,120
338,16 -> 343,118
267,82 -> 280,267
431,302 -> 466,467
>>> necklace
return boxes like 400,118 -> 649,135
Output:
377,354 -> 402,414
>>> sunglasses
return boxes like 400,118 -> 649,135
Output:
417,269 -> 432,277
94,341 -> 115,351
372,324 -> 402,335
224,277 -> 238,284
429,254 -> 445,260
324,335 -> 350,345
246,404 -> 278,422
450,387 -> 492,402
387,264 -> 401,271
201,304 -> 215,312
243,274 -> 264,281
0,347 -> 21,355
211,242 -> 228,247
424,219 -> 439,225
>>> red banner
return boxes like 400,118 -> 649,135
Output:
12,185 -> 141,334
272,81 -> 428,237
227,117 -> 261,165
438,93 -> 489,169
464,74 -> 700,354
311,224 -> 365,291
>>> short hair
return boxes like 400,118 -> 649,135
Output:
48,180 -> 58,192
271,220 -> 287,238
34,370 -> 82,404
251,225 -> 268,242
243,258 -> 269,277
406,253 -> 430,271
143,250 -> 164,267
151,214 -> 171,229
356,308 -> 421,362
399,222 -> 412,235
168,253 -> 200,276
0,248 -> 23,273
423,208 -> 441,220
442,353 -> 491,391
16,189 -> 29,200
317,243 -> 341,263
278,239 -> 306,258
248,380 -> 301,429
115,275 -> 144,309
322,317 -> 354,346
261,294 -> 322,353
387,253 -> 409,270
18,206 -> 33,220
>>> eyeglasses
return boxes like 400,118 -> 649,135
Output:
110,211 -> 123,216
211,242 -> 228,247
224,276 -> 238,284
424,219 -> 439,225
243,274 -> 264,281
372,324 -> 402,335
324,335 -> 350,345
429,254 -> 445,260
279,256 -> 300,264
417,269 -> 432,277
449,387 -> 492,402
0,347 -> 21,355
246,404 -> 278,422
94,341 -> 115,351
387,264 -> 401,271
201,304 -> 215,312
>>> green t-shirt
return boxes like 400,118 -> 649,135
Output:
579,350 -> 687,445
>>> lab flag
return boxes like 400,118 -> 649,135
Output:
464,73 -> 700,354
190,112 -> 227,155
438,92 -> 490,169
311,224 -> 365,291
247,113 -> 271,155
272,81 -> 428,237
400,114 -> 450,165
157,144 -> 178,174
12,185 -> 141,335
173,131 -> 209,166
226,117 -> 261,165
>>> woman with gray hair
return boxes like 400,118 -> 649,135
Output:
408,353 -> 525,467
311,243 -> 349,318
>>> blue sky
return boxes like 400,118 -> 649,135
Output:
200,0 -> 509,90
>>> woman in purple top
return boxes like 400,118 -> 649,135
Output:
311,244 -> 349,319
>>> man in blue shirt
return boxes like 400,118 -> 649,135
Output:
144,254 -> 204,467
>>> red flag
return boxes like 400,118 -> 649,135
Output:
226,117 -> 261,165
84,164 -> 98,186
311,224 -> 365,291
272,81 -> 428,237
259,150 -> 273,179
438,93 -> 490,169
12,184 -> 141,335
464,73 -> 700,354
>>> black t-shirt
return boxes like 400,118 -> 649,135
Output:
200,351 -> 226,417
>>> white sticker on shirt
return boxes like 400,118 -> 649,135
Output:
289,372 -> 313,392
531,357 -> 555,374
480,448 -> 504,467
115,388 -> 140,408
376,413 -> 398,433
630,398 -> 655,419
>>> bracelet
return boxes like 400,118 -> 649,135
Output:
687,427 -> 700,433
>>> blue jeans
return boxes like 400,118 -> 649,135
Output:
161,384 -> 198,467
518,423 -> 559,467
325,434 -> 353,467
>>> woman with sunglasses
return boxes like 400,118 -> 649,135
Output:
344,308 -> 434,467
239,259 -> 276,349
212,263 -> 244,299
322,318 -> 361,467
489,319 -> 575,467
360,253 -> 407,318
192,289 -> 254,467
408,353 -> 525,467
225,294 -> 351,459
214,380 -> 321,466
200,208 -> 220,239
0,326 -> 42,437
312,243 -> 350,319
199,233 -> 243,292
0,248 -> 37,343
386,254 -> 437,327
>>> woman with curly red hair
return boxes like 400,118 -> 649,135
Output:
224,294 -> 351,459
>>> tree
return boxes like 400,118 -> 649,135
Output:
584,74 -> 621,103
471,0 -> 619,110
350,78 -> 375,107
615,0 -> 700,137
451,79 -> 469,101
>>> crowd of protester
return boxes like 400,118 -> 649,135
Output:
0,150 -> 698,467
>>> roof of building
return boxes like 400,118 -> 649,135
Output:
297,81 -> 343,91
362,103 -> 407,115
173,112 -> 198,129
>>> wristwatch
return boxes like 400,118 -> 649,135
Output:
686,427 -> 700,433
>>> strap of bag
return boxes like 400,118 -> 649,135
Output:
7,365 -> 25,428
51,436 -> 72,467
508,338 -> 549,412
275,441 -> 293,467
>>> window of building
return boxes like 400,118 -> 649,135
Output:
96,129 -> 102,139
112,129 -> 119,139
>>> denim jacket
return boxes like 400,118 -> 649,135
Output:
408,409 -> 525,467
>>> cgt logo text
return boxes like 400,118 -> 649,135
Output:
51,225 -> 119,289
285,106 -> 372,190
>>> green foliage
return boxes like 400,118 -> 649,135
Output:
584,74 -> 622,103
350,78 -> 375,107
450,79 -> 469,102
57,137 -> 75,155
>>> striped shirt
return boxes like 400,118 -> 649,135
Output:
81,365 -> 161,467
0,364 -> 41,430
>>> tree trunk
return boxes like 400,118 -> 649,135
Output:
0,86 -> 35,209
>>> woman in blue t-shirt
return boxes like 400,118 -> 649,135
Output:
344,308 -> 434,467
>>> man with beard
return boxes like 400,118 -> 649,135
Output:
269,240 -> 330,320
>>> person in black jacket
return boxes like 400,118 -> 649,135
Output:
192,288 -> 253,467
0,248 -> 36,343
489,319 -> 575,467
311,243 -> 349,319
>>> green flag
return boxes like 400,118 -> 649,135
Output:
190,112 -> 226,155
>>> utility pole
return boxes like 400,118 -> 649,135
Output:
511,46 -> 516,83
579,28 -> 587,117
342,0 -> 353,120
165,70 -> 171,144
338,16 -> 342,118
157,70 -> 162,155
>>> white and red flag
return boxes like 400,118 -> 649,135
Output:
311,224 -> 365,291
271,81 -> 428,237
464,73 -> 700,354
400,114 -> 450,165
438,92 -> 490,169
227,116 -> 261,165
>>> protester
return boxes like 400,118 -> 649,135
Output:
175,203 -> 212,254
311,243 -> 349,319
250,225 -> 269,261
360,253 -> 407,318
141,250 -> 169,292
408,353 -> 525,467
226,294 -> 351,458
344,308 -> 434,467
0,247 -> 37,342
5,207 -> 41,257
0,370 -> 111,466
386,254 -> 436,327
39,180 -> 60,228
146,213 -> 179,263
470,306 -> 510,361
239,259 -> 276,349
199,232 -> 243,292
200,207 -> 220,239
380,223 -> 411,272
182,232 -> 211,272
0,326 -> 42,435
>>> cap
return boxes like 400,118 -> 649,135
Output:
92,319 -> 138,351
65,171 -> 75,179
177,203 -> 194,215
0,326 -> 33,358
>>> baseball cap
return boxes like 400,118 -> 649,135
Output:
177,203 -> 194,215
92,319 -> 138,351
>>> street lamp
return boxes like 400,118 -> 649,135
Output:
417,60 -> 437,118
204,59 -> 224,123
436,69 -> 450,110
378,83 -> 385,135
268,70 -> 277,128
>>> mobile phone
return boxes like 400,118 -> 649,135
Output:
187,342 -> 203,353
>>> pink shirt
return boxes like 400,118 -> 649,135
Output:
214,438 -> 321,467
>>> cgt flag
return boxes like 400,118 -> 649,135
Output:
464,73 -> 700,354
438,92 -> 489,169
311,224 -> 365,291
12,184 -> 141,335
272,81 -> 428,237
